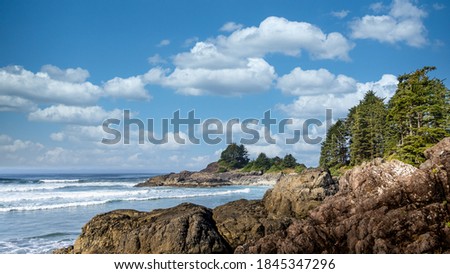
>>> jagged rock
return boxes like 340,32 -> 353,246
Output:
63,203 -> 231,254
236,138 -> 450,254
263,169 -> 338,219
213,199 -> 291,250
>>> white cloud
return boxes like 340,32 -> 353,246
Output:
40,64 -> 90,83
157,39 -> 170,47
50,132 -> 65,142
0,65 -> 152,112
150,58 -> 276,96
0,65 -> 102,105
278,73 -> 398,118
277,67 -> 357,96
28,105 -> 123,125
145,16 -> 353,96
183,37 -> 199,47
0,95 -> 37,112
350,0 -> 428,47
216,16 -> 354,60
147,54 -> 167,65
173,42 -> 244,69
370,2 -> 386,12
0,135 -> 44,153
103,75 -> 151,100
0,134 -> 13,144
220,21 -> 243,32
331,10 -> 350,19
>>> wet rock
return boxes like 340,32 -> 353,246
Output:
67,203 -> 231,254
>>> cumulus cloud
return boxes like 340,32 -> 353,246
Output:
103,75 -> 151,100
278,73 -> 398,118
277,67 -> 357,96
0,135 -> 43,153
216,16 -> 354,60
0,65 -> 101,106
28,105 -> 123,125
40,64 -> 90,83
350,0 -> 428,47
0,95 -> 37,112
331,10 -> 350,19
0,65 -> 152,112
146,16 -> 353,96
220,22 -> 244,32
149,58 -> 276,96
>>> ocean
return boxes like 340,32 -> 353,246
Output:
0,173 -> 270,254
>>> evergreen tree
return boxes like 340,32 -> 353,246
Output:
350,91 -> 387,165
281,154 -> 297,168
319,119 -> 349,169
386,66 -> 450,165
253,153 -> 272,171
219,143 -> 250,169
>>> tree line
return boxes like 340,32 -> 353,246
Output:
218,143 -> 305,173
320,66 -> 450,174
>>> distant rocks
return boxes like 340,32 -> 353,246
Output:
135,167 -> 281,187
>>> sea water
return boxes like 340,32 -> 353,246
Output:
0,173 -> 270,254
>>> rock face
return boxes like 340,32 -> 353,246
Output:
136,169 -> 281,187
212,169 -> 336,250
64,203 -> 231,254
236,138 -> 450,254
213,199 -> 291,250
263,169 -> 337,219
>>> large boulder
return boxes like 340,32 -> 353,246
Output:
263,169 -> 338,219
66,203 -> 231,254
213,199 -> 290,250
237,138 -> 450,254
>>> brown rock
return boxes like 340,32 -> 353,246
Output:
68,203 -> 230,254
237,138 -> 450,254
263,168 -> 338,219
213,199 -> 290,250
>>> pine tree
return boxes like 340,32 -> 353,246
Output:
319,119 -> 349,168
281,154 -> 297,168
386,66 -> 450,165
219,143 -> 250,169
350,91 -> 387,165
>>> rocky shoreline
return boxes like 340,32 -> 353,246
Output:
55,137 -> 450,254
135,170 -> 282,187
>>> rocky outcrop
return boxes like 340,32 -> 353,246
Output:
213,199 -> 291,250
263,168 -> 337,219
135,169 -> 281,187
58,203 -> 231,254
236,138 -> 450,254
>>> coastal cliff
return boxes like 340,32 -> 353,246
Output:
55,137 -> 450,254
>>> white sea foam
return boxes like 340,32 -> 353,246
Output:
39,179 -> 81,183
0,188 -> 252,212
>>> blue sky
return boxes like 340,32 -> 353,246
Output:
0,0 -> 449,173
